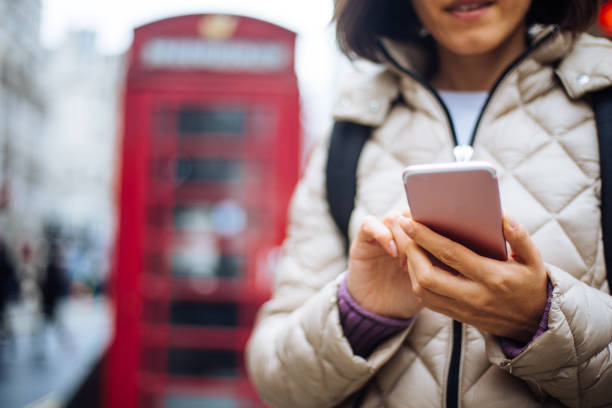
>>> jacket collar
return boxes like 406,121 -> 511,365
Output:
554,33 -> 612,99
333,26 -> 612,126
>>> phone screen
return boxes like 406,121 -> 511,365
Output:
402,161 -> 507,261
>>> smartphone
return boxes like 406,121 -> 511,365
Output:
402,161 -> 507,261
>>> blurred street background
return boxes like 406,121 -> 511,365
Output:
0,0 -> 610,407
0,1 -> 342,407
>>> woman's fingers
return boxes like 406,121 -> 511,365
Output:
502,213 -> 542,267
399,216 -> 488,282
383,214 -> 411,260
358,215 -> 398,257
389,218 -> 473,299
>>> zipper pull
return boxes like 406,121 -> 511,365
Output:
501,359 -> 513,375
453,145 -> 474,162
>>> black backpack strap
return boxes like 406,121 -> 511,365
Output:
325,121 -> 372,254
593,86 -> 612,287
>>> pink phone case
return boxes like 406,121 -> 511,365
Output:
402,161 -> 507,261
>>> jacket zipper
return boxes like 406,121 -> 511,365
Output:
446,320 -> 463,408
376,25 -> 559,408
468,26 -> 560,146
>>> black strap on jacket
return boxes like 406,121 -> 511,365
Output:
326,89 -> 612,285
594,86 -> 612,286
325,121 -> 371,254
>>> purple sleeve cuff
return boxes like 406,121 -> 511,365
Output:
500,279 -> 554,359
337,276 -> 414,358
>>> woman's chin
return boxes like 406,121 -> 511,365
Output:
440,34 -> 508,57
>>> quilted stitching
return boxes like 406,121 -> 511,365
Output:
403,325 -> 447,388
347,34 -> 608,405
471,59 -> 606,400
246,33 -> 612,408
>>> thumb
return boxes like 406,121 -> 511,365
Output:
401,208 -> 412,218
503,213 -> 541,266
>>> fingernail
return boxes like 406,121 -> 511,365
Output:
389,240 -> 398,257
505,214 -> 518,230
400,217 -> 415,236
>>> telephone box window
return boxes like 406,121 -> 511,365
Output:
174,202 -> 247,236
171,253 -> 242,279
166,395 -> 237,408
178,108 -> 245,136
176,159 -> 242,181
170,302 -> 238,327
167,349 -> 237,377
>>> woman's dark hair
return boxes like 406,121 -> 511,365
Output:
333,0 -> 602,62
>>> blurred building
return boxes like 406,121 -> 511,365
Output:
40,30 -> 124,289
0,0 -> 45,258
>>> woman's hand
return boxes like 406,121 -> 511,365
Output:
347,211 -> 423,319
392,213 -> 548,343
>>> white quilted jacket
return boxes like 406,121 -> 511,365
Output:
247,29 -> 612,407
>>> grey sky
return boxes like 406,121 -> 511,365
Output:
40,0 -> 334,53
40,0 -> 343,148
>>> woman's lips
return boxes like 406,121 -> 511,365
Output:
445,0 -> 495,21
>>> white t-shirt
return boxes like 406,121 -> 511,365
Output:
438,90 -> 488,146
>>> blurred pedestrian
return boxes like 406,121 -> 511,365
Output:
247,0 -> 612,406
35,237 -> 70,357
40,239 -> 68,323
0,237 -> 19,352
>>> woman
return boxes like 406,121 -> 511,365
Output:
247,0 -> 612,406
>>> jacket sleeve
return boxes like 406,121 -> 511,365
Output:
245,137 -> 414,408
484,263 -> 612,407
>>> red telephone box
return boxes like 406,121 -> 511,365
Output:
107,14 -> 300,407
601,1 -> 612,36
